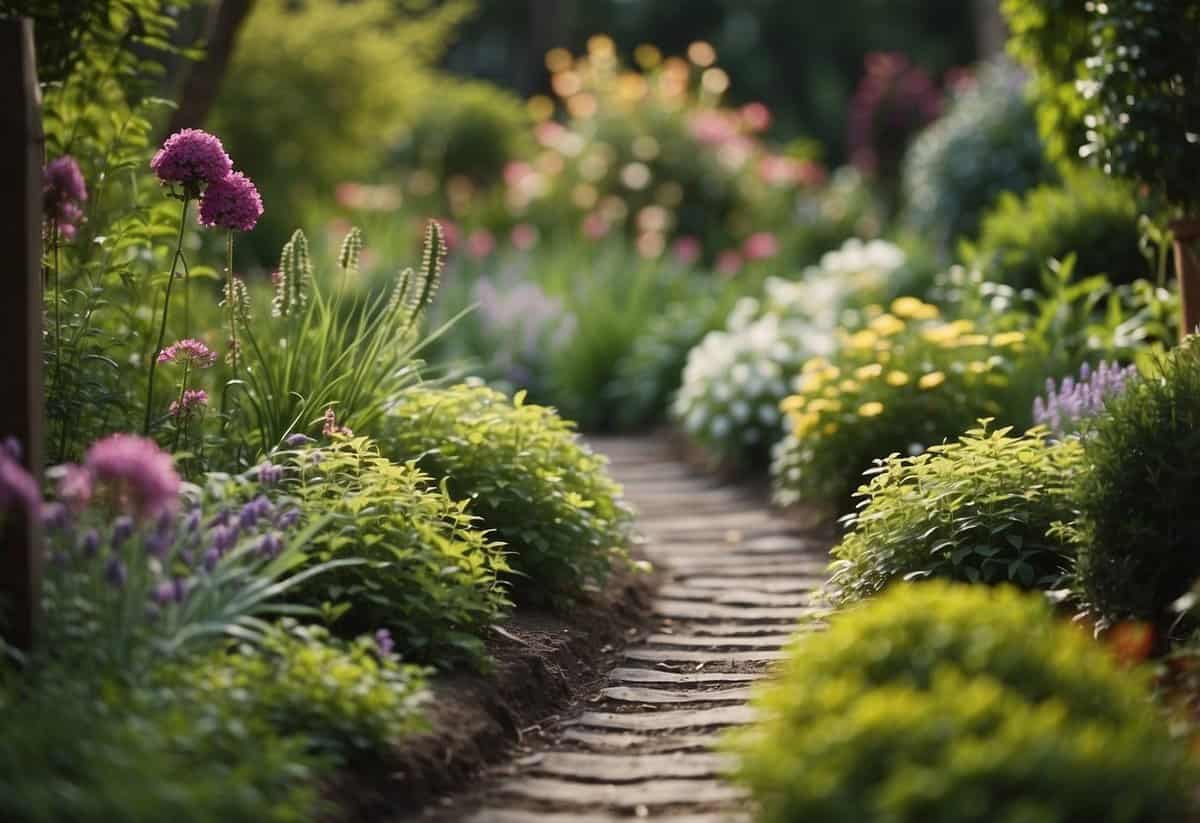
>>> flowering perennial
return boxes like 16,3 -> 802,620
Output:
198,171 -> 264,232
151,128 -> 233,189
1033,360 -> 1138,437
156,339 -> 217,368
43,155 -> 88,238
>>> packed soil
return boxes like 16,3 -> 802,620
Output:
326,561 -> 660,821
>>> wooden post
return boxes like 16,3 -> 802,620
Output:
1172,218 -> 1200,340
0,18 -> 45,651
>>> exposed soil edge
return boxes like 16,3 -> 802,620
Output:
330,561 -> 660,821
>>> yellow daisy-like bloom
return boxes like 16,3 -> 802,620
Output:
808,398 -> 842,414
822,385 -> 840,398
779,395 -> 806,413
792,412 -> 819,436
957,334 -> 991,347
968,361 -> 989,374
839,379 -> 861,393
991,331 -> 1026,347
803,357 -> 830,374
886,370 -> 910,386
846,329 -> 878,351
918,371 -> 946,389
858,401 -> 884,417
854,363 -> 884,380
822,422 -> 839,435
869,313 -> 906,337
890,296 -> 940,320
921,324 -> 960,345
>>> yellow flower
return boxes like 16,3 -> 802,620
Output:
891,296 -> 940,320
869,313 -> 906,337
846,329 -> 878,350
854,363 -> 884,380
803,357 -> 830,374
918,371 -> 946,389
839,379 -> 861,393
991,331 -> 1026,347
886,370 -> 910,386
921,324 -> 960,344
968,361 -> 989,374
792,413 -> 819,436
822,422 -> 839,435
780,395 -> 806,413
858,401 -> 884,417
957,334 -> 990,347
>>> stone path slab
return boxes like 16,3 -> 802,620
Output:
441,437 -> 831,822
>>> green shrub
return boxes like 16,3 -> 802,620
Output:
1073,337 -> 1200,625
1000,0 -> 1092,166
831,423 -> 1083,604
164,620 -> 427,767
730,582 -> 1198,823
1080,0 -> 1200,213
0,678 -> 321,823
971,169 -> 1147,291
771,299 -> 1034,509
381,384 -> 632,605
393,77 -> 532,187
281,436 -> 511,664
903,61 -> 1054,252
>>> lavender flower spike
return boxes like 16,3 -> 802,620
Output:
1033,360 -> 1139,437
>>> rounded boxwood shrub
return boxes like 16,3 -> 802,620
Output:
381,384 -> 632,605
903,60 -> 1054,251
1074,337 -> 1200,625
831,423 -> 1083,604
730,582 -> 1198,823
281,436 -> 511,665
971,168 -> 1147,291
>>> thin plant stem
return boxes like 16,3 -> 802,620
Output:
144,196 -> 191,435
225,231 -> 239,381
171,362 -> 191,452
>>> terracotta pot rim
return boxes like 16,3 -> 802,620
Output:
1170,216 -> 1200,241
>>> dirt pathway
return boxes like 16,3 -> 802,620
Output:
432,436 -> 831,823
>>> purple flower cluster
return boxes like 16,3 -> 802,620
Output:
151,129 -> 263,231
43,155 -> 89,239
198,171 -> 263,233
157,338 -> 218,368
59,434 -> 182,521
1033,361 -> 1139,436
472,272 -> 576,388
168,389 -> 209,419
151,129 -> 233,190
848,52 -> 943,179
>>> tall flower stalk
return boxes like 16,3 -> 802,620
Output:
143,196 -> 191,434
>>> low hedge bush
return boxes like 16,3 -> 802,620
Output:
381,384 -> 632,605
731,582 -> 1198,823
830,423 -> 1082,603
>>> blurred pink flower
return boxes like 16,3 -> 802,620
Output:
335,182 -> 364,209
511,223 -> 539,251
582,212 -> 610,240
436,219 -> 461,251
198,171 -> 263,232
466,228 -> 496,259
715,250 -> 743,276
740,102 -> 772,132
84,434 -> 181,520
534,121 -> 567,148
688,111 -> 738,145
504,161 -> 534,187
743,232 -> 780,261
672,235 -> 702,265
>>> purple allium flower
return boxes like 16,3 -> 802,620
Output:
1033,360 -> 1139,437
153,579 -> 176,606
198,171 -> 263,232
84,434 -> 181,520
104,556 -> 127,589
43,155 -> 88,238
169,389 -> 210,419
157,339 -> 217,368
150,129 -> 233,189
374,628 -> 395,656
0,447 -> 41,515
57,464 -> 93,510
285,433 -> 313,447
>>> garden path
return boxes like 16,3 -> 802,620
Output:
445,436 -> 832,822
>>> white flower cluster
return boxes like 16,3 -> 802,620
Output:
672,311 -> 830,459
671,238 -> 906,462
